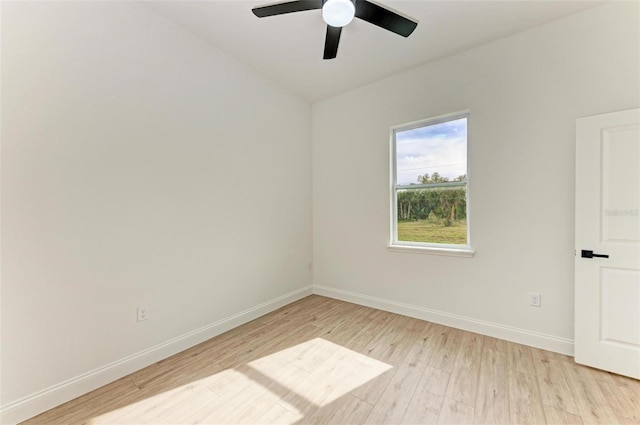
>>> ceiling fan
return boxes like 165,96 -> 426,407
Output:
252,0 -> 418,60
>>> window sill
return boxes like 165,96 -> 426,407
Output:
387,244 -> 475,258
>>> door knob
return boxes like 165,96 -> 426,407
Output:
581,250 -> 609,259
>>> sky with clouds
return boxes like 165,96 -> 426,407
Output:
395,117 -> 467,185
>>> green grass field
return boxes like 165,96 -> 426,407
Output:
397,220 -> 467,244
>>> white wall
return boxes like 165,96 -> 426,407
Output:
1,1 -> 311,418
312,2 -> 639,347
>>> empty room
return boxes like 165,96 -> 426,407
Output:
1,0 -> 639,424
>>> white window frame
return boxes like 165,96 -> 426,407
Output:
389,111 -> 475,257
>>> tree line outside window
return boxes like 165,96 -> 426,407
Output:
397,172 -> 467,227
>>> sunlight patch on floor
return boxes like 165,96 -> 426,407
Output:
247,337 -> 393,407
88,338 -> 391,424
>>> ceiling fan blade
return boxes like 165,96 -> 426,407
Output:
323,25 -> 342,60
355,0 -> 418,37
323,25 -> 342,59
252,0 -> 322,18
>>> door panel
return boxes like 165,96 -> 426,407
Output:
602,125 -> 640,242
575,108 -> 640,379
601,268 -> 639,346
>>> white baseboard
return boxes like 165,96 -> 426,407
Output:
0,285 -> 313,425
313,284 -> 574,356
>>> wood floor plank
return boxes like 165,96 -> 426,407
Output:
300,395 -> 352,425
317,304 -> 371,343
530,345 -> 574,364
255,402 -> 302,424
210,363 -> 307,424
337,308 -> 396,355
280,346 -> 371,416
401,366 -> 450,425
532,349 -> 580,416
362,341 -> 432,424
506,341 -> 536,375
474,346 -> 509,424
97,383 -> 217,424
542,405 -> 584,425
445,330 -> 484,407
507,368 -> 546,424
20,295 -> 640,425
437,397 -> 475,425
349,315 -> 417,404
482,336 -> 508,353
218,323 -> 321,369
561,361 -> 625,424
319,306 -> 383,351
357,314 -> 411,363
255,294 -> 328,326
596,379 -> 640,424
379,317 -> 430,366
322,395 -> 373,425
427,324 -> 464,373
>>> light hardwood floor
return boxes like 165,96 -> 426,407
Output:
22,295 -> 640,424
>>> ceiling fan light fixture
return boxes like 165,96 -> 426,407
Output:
252,0 -> 418,59
322,0 -> 355,27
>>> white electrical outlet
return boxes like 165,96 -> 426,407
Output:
137,307 -> 148,322
529,292 -> 541,307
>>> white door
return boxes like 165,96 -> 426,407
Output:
575,108 -> 640,379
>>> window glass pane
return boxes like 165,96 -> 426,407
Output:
395,117 -> 467,185
396,186 -> 467,244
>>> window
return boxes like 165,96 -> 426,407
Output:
390,112 -> 472,255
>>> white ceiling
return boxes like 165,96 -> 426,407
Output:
145,0 -> 604,102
